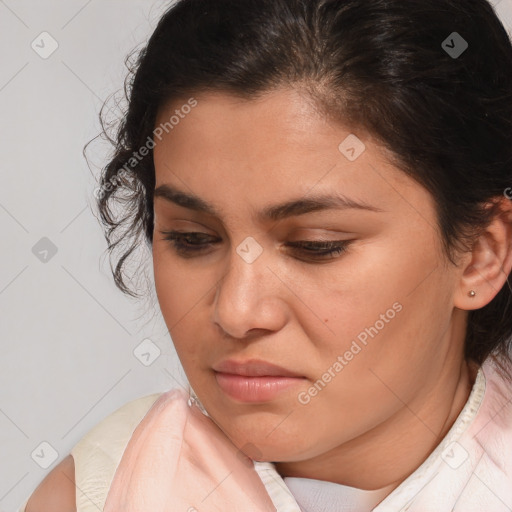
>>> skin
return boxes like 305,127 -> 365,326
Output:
151,86 -> 512,494
25,455 -> 76,511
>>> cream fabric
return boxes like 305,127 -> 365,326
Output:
70,393 -> 163,511
17,392 -> 162,512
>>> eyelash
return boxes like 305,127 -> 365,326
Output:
159,231 -> 351,261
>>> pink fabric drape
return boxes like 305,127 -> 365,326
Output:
104,388 -> 277,512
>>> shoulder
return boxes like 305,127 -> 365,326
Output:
72,391 -> 164,511
72,391 -> 164,453
479,358 -> 512,431
20,392 -> 164,512
432,359 -> 512,511
23,455 -> 75,512
467,358 -> 512,471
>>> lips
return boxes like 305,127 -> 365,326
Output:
213,358 -> 303,378
213,359 -> 306,402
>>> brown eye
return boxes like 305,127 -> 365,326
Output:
159,231 -> 352,261
160,231 -> 218,256
285,240 -> 351,260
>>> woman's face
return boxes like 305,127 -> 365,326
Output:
152,87 -> 467,463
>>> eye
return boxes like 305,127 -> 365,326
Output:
159,231 -> 219,257
159,231 -> 352,261
284,240 -> 351,260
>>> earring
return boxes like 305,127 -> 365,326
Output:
468,290 -> 476,297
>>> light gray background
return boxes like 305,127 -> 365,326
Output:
1,0 -> 511,510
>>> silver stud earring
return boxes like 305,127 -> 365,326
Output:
468,290 -> 476,297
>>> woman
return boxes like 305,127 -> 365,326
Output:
21,0 -> 512,510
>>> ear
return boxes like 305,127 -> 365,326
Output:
454,197 -> 512,311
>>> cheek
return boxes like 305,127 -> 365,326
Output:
152,251 -> 209,364
153,248 -> 204,323
287,250 -> 410,351
296,235 -> 451,379
308,273 -> 455,427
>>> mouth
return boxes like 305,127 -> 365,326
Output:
213,358 -> 307,403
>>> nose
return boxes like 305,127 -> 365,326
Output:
212,242 -> 289,340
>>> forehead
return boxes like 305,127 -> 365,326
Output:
155,88 -> 358,179
152,87 -> 429,223
154,88 -> 331,161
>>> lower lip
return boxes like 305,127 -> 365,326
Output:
214,372 -> 306,402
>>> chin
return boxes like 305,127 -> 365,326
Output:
211,415 -> 312,461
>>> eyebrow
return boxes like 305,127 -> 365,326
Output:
153,183 -> 383,222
